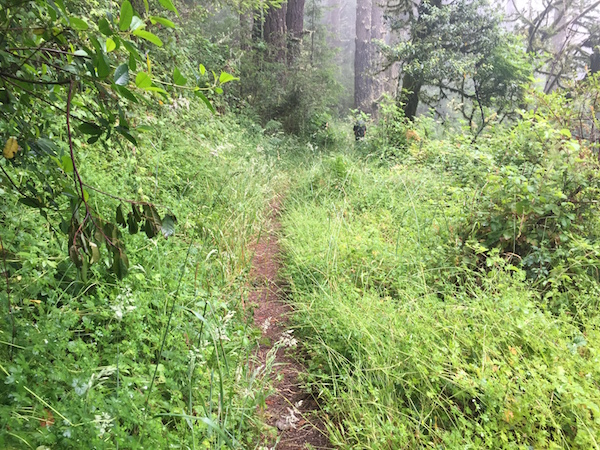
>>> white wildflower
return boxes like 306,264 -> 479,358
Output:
278,330 -> 298,348
94,412 -> 113,438
261,317 -> 272,333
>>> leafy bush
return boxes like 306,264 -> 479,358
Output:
451,86 -> 600,305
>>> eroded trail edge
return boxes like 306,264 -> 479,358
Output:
250,199 -> 331,450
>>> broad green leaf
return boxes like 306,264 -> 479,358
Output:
144,220 -> 156,238
143,0 -> 149,13
161,214 -> 177,238
214,87 -> 223,94
106,38 -> 116,52
133,29 -> 163,47
135,72 -> 152,88
115,85 -> 137,102
194,91 -> 215,114
129,53 -> 137,70
112,250 -> 129,279
96,54 -> 110,79
199,64 -> 206,75
150,16 -> 176,28
19,197 -> 43,208
115,126 -> 137,145
158,0 -> 178,15
122,40 -> 141,60
218,71 -> 238,84
119,1 -> 133,31
79,122 -> 102,135
173,67 -> 187,85
143,204 -> 162,230
98,18 -> 112,36
73,49 -> 89,57
560,128 -> 572,138
114,63 -> 129,86
136,125 -> 153,132
69,16 -> 89,31
145,86 -> 168,95
116,205 -> 126,227
60,154 -> 73,173
130,16 -> 144,31
34,138 -> 58,155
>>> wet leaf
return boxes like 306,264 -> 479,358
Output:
116,204 -> 126,227
161,214 -> 177,238
114,64 -> 129,86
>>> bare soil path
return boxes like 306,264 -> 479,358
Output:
250,199 -> 332,450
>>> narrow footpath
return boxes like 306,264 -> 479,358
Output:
250,199 -> 332,450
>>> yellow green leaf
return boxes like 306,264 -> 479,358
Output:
106,38 -> 116,53
3,137 -> 19,159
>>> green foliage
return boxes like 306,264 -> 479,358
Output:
445,85 -> 600,305
278,85 -> 600,447
240,54 -> 341,135
0,0 -> 237,279
0,100 -> 280,448
365,98 -> 413,161
384,0 -> 532,122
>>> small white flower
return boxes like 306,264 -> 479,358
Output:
278,330 -> 298,348
94,412 -> 113,438
261,317 -> 272,332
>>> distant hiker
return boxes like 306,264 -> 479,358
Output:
353,120 -> 366,141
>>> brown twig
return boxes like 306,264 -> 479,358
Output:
0,71 -> 71,85
66,81 -> 115,250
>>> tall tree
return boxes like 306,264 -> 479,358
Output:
370,0 -> 386,114
287,0 -> 306,59
384,0 -> 530,122
355,0 -> 372,111
264,3 -> 288,59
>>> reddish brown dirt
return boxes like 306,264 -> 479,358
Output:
250,200 -> 332,450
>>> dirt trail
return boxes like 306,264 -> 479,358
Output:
250,199 -> 332,450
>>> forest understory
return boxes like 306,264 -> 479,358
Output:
2,0 -> 600,449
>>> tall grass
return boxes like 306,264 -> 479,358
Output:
279,126 -> 600,449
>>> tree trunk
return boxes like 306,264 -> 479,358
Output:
399,71 -> 421,121
591,50 -> 600,75
286,0 -> 305,61
369,0 -> 385,115
355,0 -> 372,111
264,3 -> 288,61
